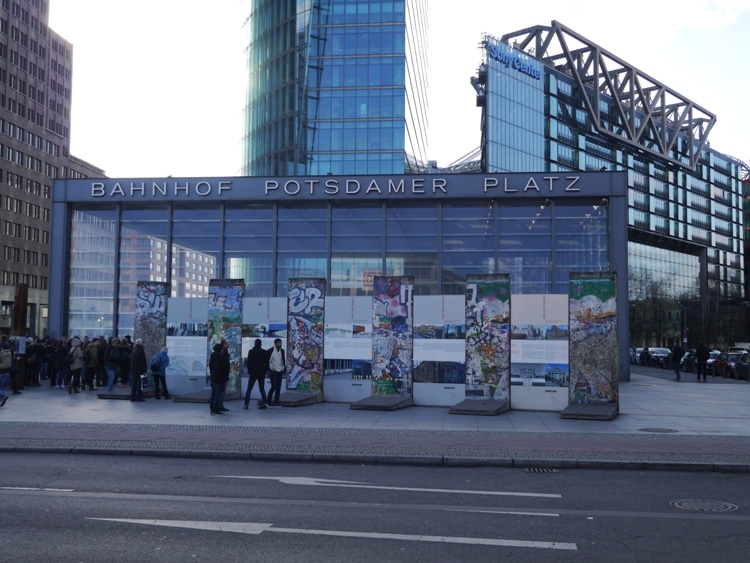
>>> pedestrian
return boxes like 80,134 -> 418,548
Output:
266,338 -> 286,407
117,337 -> 131,386
53,339 -> 68,389
83,338 -> 99,391
67,337 -> 84,393
149,346 -> 171,400
95,336 -> 107,388
25,338 -> 43,387
640,346 -> 651,367
44,338 -> 56,387
0,334 -> 14,407
103,337 -> 122,392
671,340 -> 685,382
79,336 -> 91,389
218,340 -> 231,412
129,338 -> 148,402
208,342 -> 229,415
695,342 -> 710,382
244,338 -> 268,410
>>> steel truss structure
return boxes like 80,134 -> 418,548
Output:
500,21 -> 715,170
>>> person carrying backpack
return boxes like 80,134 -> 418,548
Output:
149,347 -> 171,400
82,340 -> 99,391
103,337 -> 122,392
67,337 -> 85,393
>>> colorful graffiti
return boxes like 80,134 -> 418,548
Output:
287,278 -> 326,393
568,273 -> 618,405
134,281 -> 169,362
465,275 -> 510,400
207,279 -> 245,393
371,276 -> 413,397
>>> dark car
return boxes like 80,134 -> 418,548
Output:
647,347 -> 671,368
735,353 -> 750,380
714,352 -> 742,378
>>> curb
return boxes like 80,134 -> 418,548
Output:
5,445 -> 750,473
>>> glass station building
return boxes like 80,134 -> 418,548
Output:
48,172 -> 626,343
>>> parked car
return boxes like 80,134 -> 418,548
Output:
714,352 -> 743,378
647,347 -> 671,368
735,353 -> 750,380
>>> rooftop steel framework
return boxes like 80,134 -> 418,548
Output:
500,21 -> 716,170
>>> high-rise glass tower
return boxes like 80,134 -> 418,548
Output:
473,22 -> 747,347
242,0 -> 429,176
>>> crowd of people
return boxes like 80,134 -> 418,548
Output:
0,333 -> 171,407
1,333 -> 288,413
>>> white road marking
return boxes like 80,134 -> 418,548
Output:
466,509 -> 559,517
0,486 -> 74,492
213,476 -> 562,499
89,518 -> 577,550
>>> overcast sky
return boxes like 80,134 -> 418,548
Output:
48,0 -> 750,178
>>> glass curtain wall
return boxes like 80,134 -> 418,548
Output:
440,202 -> 496,295
553,201 -> 609,292
68,207 -> 118,337
276,203 -> 328,296
171,205 -> 221,299
244,0 -> 429,175
385,202 -> 438,295
65,199 -> 612,336
117,206 -> 169,335
330,203 -> 383,296
484,39 -> 546,173
628,241 -> 700,348
225,204 -> 275,297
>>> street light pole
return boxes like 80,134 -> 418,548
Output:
675,300 -> 688,347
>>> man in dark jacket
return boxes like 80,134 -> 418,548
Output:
149,347 -> 171,400
244,339 -> 268,410
208,342 -> 230,415
266,338 -> 286,407
129,338 -> 148,402
671,341 -> 685,382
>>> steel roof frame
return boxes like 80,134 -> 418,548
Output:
500,21 -> 716,170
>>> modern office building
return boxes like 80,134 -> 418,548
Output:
242,0 -> 429,176
473,21 -> 747,348
0,0 -> 104,338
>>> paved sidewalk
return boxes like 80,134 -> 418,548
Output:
1,367 -> 749,471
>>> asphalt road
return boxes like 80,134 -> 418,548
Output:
2,454 -> 749,561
